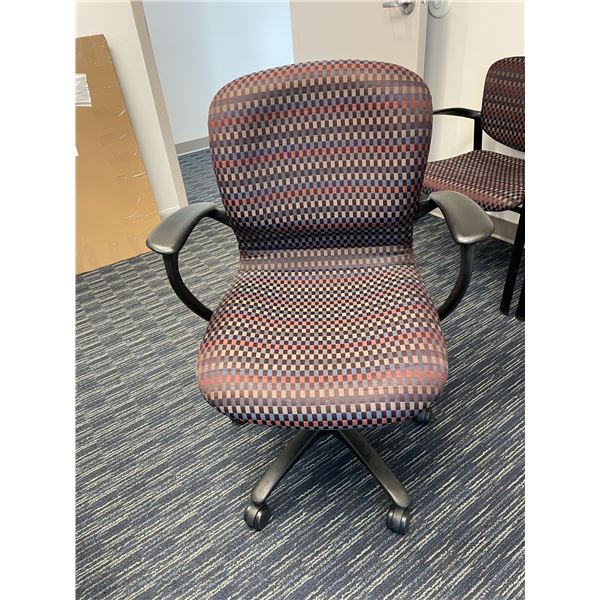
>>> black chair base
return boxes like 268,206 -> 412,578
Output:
243,411 -> 432,535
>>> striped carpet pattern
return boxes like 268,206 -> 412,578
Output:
76,149 -> 524,599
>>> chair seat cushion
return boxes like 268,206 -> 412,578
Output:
423,150 -> 525,212
196,248 -> 447,429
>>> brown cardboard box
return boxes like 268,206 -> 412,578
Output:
76,34 -> 161,274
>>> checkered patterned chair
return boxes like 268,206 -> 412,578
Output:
147,61 -> 493,535
422,56 -> 525,318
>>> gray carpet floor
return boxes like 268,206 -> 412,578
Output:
76,149 -> 524,599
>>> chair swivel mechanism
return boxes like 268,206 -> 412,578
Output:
421,56 -> 525,319
147,61 -> 493,535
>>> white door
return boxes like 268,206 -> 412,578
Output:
290,0 -> 428,75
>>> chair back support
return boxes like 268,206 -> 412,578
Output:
208,61 -> 432,254
481,56 -> 525,152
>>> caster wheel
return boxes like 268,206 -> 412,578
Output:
244,502 -> 271,531
386,505 -> 411,535
413,408 -> 432,425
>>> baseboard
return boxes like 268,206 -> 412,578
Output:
159,205 -> 181,220
175,137 -> 209,156
488,213 -> 519,244
430,208 -> 518,244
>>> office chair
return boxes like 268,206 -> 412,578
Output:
421,56 -> 525,319
147,61 -> 493,535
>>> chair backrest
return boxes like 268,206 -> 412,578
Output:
481,56 -> 525,152
208,61 -> 432,255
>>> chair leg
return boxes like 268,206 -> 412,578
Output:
244,430 -> 320,531
516,281 -> 525,321
500,208 -> 525,314
334,430 -> 412,534
244,429 -> 412,534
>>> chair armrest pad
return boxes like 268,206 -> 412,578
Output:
433,107 -> 482,120
429,191 -> 494,245
146,203 -> 227,255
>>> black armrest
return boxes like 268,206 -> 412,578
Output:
433,107 -> 482,150
147,203 -> 230,255
429,191 -> 493,245
427,191 -> 494,321
146,203 -> 232,321
433,107 -> 481,119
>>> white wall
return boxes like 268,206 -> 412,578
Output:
76,0 -> 188,218
424,0 -> 524,161
143,1 -> 294,146
423,0 -> 524,232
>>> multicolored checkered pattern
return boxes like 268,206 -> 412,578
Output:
207,60 -> 432,254
481,57 -> 525,152
422,150 -> 524,212
197,61 -> 447,429
423,56 -> 524,212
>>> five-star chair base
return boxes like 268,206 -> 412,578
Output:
242,409 -> 432,535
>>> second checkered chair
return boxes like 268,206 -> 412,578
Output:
422,56 -> 525,319
147,61 -> 493,535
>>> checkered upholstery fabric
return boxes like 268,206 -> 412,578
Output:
197,61 -> 447,429
481,57 -> 525,152
423,56 -> 525,213
423,150 -> 525,212
207,60 -> 432,254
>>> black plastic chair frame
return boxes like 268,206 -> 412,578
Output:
430,107 -> 525,320
146,192 -> 493,534
148,193 -> 493,325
